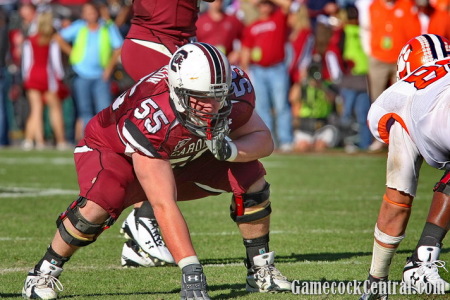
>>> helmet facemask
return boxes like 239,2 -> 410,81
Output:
172,84 -> 232,139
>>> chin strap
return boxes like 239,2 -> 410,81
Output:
206,119 -> 213,140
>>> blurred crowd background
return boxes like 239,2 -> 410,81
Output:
0,0 -> 447,153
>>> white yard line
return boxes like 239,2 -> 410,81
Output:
0,157 -> 73,165
189,230 -> 296,236
0,186 -> 78,198
0,260 -> 364,275
0,227 -> 385,241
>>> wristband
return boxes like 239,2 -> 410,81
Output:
226,141 -> 238,161
178,256 -> 200,269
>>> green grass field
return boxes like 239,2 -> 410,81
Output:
0,149 -> 448,299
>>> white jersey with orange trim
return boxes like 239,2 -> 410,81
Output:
368,57 -> 450,195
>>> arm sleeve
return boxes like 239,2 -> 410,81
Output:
49,41 -> 65,79
21,40 -> 31,81
325,50 -> 342,82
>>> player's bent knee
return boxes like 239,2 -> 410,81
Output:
230,182 -> 272,223
56,197 -> 115,246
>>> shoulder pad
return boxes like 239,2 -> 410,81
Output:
230,66 -> 255,107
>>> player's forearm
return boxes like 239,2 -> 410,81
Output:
233,130 -> 274,162
133,154 -> 197,262
53,33 -> 72,56
239,47 -> 251,73
152,201 -> 197,263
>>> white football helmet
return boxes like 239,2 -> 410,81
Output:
397,34 -> 450,80
168,42 -> 232,139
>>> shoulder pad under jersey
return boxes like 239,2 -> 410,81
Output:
228,66 -> 255,130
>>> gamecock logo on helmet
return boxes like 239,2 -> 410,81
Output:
170,50 -> 188,72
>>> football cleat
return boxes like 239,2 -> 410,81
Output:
120,209 -> 139,241
22,269 -> 63,299
245,251 -> 291,293
121,239 -> 157,268
136,217 -> 175,264
402,246 -> 450,294
358,274 -> 388,300
120,210 -> 175,265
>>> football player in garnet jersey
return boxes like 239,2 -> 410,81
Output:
119,0 -> 217,268
359,34 -> 450,300
121,0 -> 215,81
22,43 -> 291,300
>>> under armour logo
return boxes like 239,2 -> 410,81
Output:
187,275 -> 199,282
144,241 -> 155,249
411,272 -> 420,284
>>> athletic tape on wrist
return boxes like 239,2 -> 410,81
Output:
374,223 -> 405,245
178,256 -> 200,270
226,141 -> 238,161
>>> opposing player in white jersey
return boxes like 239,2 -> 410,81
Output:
359,34 -> 450,300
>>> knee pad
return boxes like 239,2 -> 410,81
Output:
230,182 -> 272,223
56,197 -> 115,246
433,170 -> 450,195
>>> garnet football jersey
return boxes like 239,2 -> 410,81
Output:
129,0 -> 199,39
84,65 -> 255,168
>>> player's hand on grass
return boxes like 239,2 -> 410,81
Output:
180,264 -> 210,300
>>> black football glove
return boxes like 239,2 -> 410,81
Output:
180,264 -> 210,300
205,133 -> 238,161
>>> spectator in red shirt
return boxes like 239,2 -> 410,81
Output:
241,0 -> 294,152
197,0 -> 244,65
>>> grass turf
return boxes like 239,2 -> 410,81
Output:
0,149 -> 448,299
